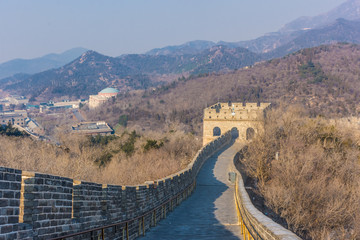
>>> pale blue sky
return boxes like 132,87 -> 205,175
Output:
0,0 -> 346,63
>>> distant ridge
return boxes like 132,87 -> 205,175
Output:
265,18 -> 360,59
145,40 -> 216,56
279,0 -> 360,32
233,0 -> 360,53
0,47 -> 88,80
144,0 -> 360,55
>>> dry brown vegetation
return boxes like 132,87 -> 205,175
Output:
0,130 -> 201,185
241,106 -> 360,239
85,43 -> 360,135
35,111 -> 75,137
2,43 -> 360,237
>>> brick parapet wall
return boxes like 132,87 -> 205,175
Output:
232,153 -> 302,240
0,132 -> 231,240
0,167 -> 24,240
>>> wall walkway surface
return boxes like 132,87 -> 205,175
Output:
0,133 -> 231,240
140,139 -> 244,239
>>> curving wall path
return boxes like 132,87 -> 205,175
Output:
0,131 -> 302,240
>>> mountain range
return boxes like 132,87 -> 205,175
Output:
147,0 -> 360,55
2,0 -> 360,100
3,46 -> 260,100
6,17 -> 360,100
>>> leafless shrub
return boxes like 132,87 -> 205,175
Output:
0,130 -> 200,186
242,105 -> 360,239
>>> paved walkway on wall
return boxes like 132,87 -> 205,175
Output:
141,141 -> 244,240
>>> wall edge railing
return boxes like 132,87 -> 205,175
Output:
232,150 -> 302,240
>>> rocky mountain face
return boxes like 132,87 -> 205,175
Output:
229,31 -> 306,54
265,18 -> 360,59
145,40 -> 216,56
120,45 -> 260,74
280,0 -> 360,32
4,51 -> 150,99
216,0 -> 360,54
189,46 -> 260,74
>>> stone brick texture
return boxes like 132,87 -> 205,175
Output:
0,132 -> 231,240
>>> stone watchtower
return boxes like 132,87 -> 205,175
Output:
203,102 -> 271,145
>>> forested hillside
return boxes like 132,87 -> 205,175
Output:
85,43 -> 360,134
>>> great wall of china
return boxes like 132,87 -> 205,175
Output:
0,103 -> 301,240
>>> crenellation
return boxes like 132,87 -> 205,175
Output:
203,102 -> 270,145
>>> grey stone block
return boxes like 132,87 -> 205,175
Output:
0,225 -> 12,234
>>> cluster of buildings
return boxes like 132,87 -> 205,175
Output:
0,109 -> 44,138
0,96 -> 88,112
0,87 -> 120,137
0,87 -> 119,113
0,110 -> 28,127
0,96 -> 28,111
38,99 -> 88,113
0,95 -> 28,106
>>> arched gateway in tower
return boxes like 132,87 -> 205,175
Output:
203,102 -> 271,145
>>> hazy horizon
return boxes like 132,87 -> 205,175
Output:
0,0 -> 346,63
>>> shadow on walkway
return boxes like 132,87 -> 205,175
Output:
140,141 -> 242,240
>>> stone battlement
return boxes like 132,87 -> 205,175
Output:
203,102 -> 270,145
204,102 -> 270,121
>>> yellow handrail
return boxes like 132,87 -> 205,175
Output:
234,176 -> 259,240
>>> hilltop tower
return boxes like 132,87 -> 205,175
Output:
203,102 -> 270,145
